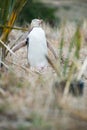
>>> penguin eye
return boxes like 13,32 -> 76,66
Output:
26,37 -> 29,44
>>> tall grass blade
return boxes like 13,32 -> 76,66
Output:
63,31 -> 75,75
1,0 -> 28,42
74,25 -> 82,59
0,24 -> 28,31
63,62 -> 76,96
63,23 -> 82,76
46,55 -> 62,78
59,27 -> 65,63
0,60 -> 9,69
0,0 -> 28,61
0,39 -> 17,56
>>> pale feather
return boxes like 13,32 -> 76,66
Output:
27,27 -> 48,67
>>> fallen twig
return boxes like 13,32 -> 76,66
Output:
0,60 -> 9,69
0,39 -> 17,57
6,34 -> 24,56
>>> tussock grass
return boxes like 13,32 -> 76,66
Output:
0,21 -> 87,130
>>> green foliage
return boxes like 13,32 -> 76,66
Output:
74,25 -> 82,59
17,0 -> 59,25
62,24 -> 82,95
0,0 -> 28,61
47,23 -> 82,96
59,25 -> 65,63
63,24 -> 81,76
0,0 -> 16,33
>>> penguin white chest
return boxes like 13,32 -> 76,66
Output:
27,27 -> 48,68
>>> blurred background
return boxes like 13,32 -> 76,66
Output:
17,0 -> 87,26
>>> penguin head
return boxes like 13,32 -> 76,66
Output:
31,19 -> 43,28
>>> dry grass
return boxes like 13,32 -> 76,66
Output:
0,20 -> 87,130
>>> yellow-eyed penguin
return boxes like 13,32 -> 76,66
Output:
27,19 -> 48,69
12,19 -> 57,70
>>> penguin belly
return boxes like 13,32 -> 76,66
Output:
27,27 -> 48,68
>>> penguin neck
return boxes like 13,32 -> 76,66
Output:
32,26 -> 41,30
28,26 -> 41,34
33,26 -> 41,28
